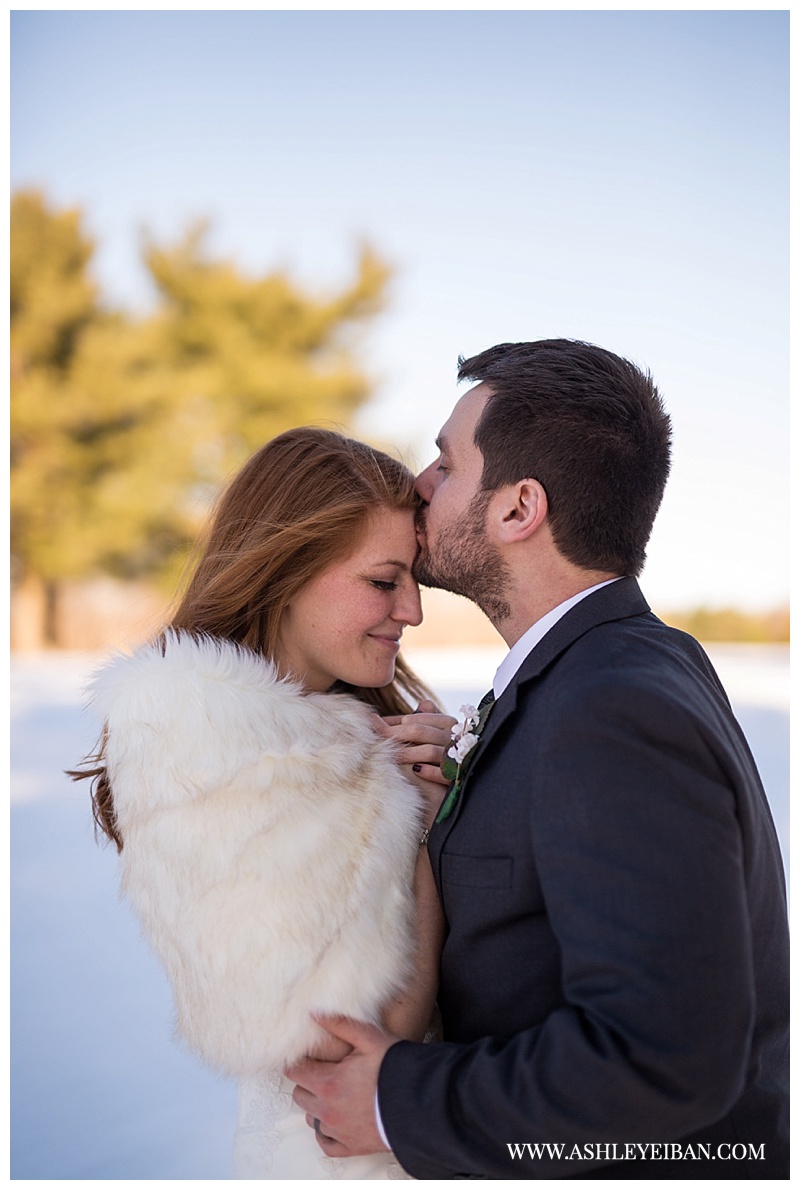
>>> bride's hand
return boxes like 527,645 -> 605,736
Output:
400,765 -> 451,825
373,699 -> 457,792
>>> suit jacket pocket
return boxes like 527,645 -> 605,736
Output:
441,852 -> 513,889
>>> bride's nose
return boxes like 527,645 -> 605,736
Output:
393,582 -> 423,628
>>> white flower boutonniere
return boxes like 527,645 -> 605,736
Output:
436,700 -> 493,823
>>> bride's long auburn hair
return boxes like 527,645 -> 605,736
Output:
73,427 -> 435,852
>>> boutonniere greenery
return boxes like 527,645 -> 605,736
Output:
436,700 -> 494,823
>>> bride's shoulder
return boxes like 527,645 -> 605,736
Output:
89,630 -> 279,696
88,631 -> 291,724
89,630 -> 386,767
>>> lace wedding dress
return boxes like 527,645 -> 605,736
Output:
233,1072 -> 411,1179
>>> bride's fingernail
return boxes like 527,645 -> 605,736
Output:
412,764 -> 422,773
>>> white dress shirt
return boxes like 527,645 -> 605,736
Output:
492,577 -> 621,698
375,576 -> 622,1148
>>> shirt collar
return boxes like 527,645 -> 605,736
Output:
493,577 -> 622,698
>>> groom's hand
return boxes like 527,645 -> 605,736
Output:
286,1015 -> 398,1157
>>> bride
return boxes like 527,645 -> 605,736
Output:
71,427 -> 456,1179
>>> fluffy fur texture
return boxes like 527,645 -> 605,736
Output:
89,632 -> 422,1077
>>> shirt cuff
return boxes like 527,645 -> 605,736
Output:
374,1087 -> 391,1149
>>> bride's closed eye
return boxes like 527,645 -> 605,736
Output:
371,579 -> 398,591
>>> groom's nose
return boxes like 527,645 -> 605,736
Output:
415,461 -> 436,503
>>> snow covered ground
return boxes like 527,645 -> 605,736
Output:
10,646 -> 790,1179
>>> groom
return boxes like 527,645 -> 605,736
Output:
288,339 -> 789,1178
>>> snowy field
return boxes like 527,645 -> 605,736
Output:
10,646 -> 790,1180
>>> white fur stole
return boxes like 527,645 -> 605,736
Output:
88,632 -> 422,1077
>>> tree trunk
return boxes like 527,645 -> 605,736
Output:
43,580 -> 61,647
10,572 -> 47,650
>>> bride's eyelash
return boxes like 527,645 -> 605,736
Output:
371,579 -> 397,591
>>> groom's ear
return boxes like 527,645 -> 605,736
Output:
495,479 -> 548,544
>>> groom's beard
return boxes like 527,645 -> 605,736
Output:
414,489 -> 512,624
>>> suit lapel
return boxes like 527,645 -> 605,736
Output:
430,577 -> 651,856
512,575 -> 650,686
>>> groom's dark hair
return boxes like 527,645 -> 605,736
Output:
458,339 -> 672,577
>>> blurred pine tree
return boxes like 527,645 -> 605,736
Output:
11,193 -> 391,645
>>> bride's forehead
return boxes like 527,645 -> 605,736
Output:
352,508 -> 417,558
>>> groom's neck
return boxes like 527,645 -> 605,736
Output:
495,553 -> 620,648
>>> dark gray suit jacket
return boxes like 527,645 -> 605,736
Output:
379,578 -> 789,1178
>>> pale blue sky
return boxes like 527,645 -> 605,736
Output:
11,9 -> 789,611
